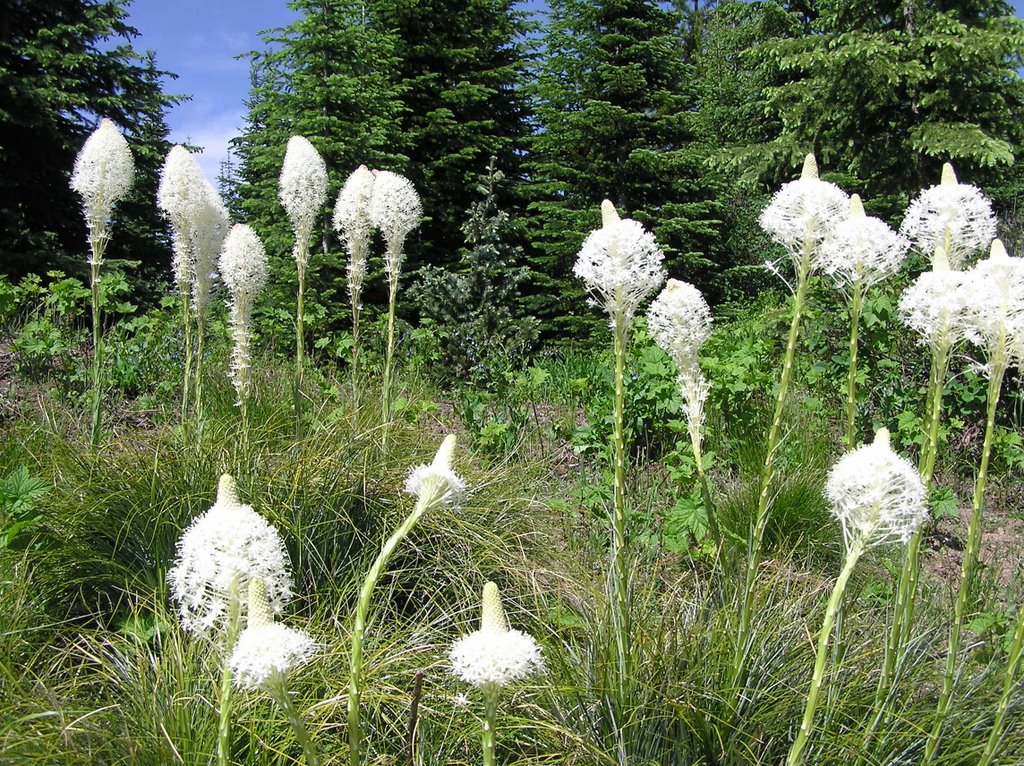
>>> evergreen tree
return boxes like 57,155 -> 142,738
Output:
526,0 -> 723,337
0,0 -> 180,296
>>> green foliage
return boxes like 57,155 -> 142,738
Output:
411,160 -> 538,383
0,467 -> 48,550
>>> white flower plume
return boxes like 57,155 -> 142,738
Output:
279,136 -> 328,269
826,428 -> 927,551
820,194 -> 910,290
898,247 -> 972,353
168,475 -> 294,635
574,200 -> 666,324
961,239 -> 1024,374
334,165 -> 376,301
759,154 -> 849,271
220,224 -> 269,301
405,434 -> 465,507
192,181 -> 230,318
449,582 -> 543,689
71,118 -> 135,263
229,578 -> 315,690
900,162 -> 996,270
368,170 -> 422,284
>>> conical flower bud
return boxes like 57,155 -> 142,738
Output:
217,474 -> 240,509
480,582 -> 508,633
601,199 -> 620,227
849,194 -> 865,219
801,153 -> 819,180
405,434 -> 466,506
819,193 -> 909,289
247,577 -> 273,629
941,162 -> 957,186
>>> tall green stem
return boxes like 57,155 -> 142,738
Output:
732,239 -> 812,689
381,269 -> 398,433
979,605 -> 1024,766
295,259 -> 306,435
195,312 -> 206,424
787,540 -> 864,766
924,359 -> 1006,764
89,257 -> 104,446
610,315 -> 631,708
270,674 -> 320,766
351,286 -> 362,382
482,685 -> 499,766
348,483 -> 441,766
692,429 -> 720,546
180,290 -> 193,421
217,576 -> 241,766
843,281 -> 864,450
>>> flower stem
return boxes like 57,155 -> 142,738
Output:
924,358 -> 1006,764
610,314 -> 631,711
295,259 -> 306,437
195,311 -> 206,425
217,576 -> 241,766
732,239 -> 812,691
843,281 -> 864,450
786,540 -> 864,766
482,685 -> 499,766
270,674 -> 320,766
381,266 -> 398,438
979,605 -> 1024,766
180,289 -> 193,422
89,256 -> 104,446
351,285 -> 362,383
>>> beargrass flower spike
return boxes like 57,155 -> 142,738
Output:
900,162 -> 996,270
368,169 -> 422,431
348,435 -> 463,766
925,240 -> 1024,764
574,200 -> 664,734
333,165 -> 376,377
647,279 -> 718,543
71,118 -> 135,447
449,582 -> 543,766
787,429 -> 925,766
733,155 -> 849,697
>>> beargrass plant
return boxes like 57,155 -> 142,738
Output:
573,199 -> 664,746
367,170 -> 421,433
734,154 -> 847,690
924,240 -> 1024,763
280,136 -> 328,433
70,118 -> 134,446
818,195 -> 909,449
334,165 -> 376,381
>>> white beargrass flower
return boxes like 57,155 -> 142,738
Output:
230,578 -> 315,690
405,434 -> 465,507
279,136 -> 328,270
900,163 -> 996,270
192,180 -> 230,318
450,582 -> 543,689
961,240 -> 1024,375
368,170 -> 422,283
898,247 -> 972,353
334,165 -> 376,297
158,146 -> 209,290
574,200 -> 666,324
219,224 -> 269,398
820,194 -> 910,290
168,475 -> 294,635
826,428 -> 927,551
71,118 -> 135,264
647,279 -> 712,432
759,154 -> 848,270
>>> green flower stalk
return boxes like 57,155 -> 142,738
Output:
787,429 -> 926,766
449,583 -> 543,766
733,154 -> 848,690
980,603 -> 1024,766
924,240 -> 1023,764
230,578 -> 318,766
279,136 -> 328,432
348,435 -> 464,766
218,225 -> 269,449
647,279 -> 718,544
333,165 -> 376,381
574,200 -> 665,717
819,194 -> 910,449
367,170 -> 421,432
70,118 -> 134,446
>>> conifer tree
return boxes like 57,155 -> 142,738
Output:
525,0 -> 723,337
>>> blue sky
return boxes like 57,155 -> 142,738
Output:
125,0 -> 1024,182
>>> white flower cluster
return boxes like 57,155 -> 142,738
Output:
229,578 -> 315,690
70,118 -> 135,261
158,146 -> 229,314
279,136 -> 328,270
333,165 -> 377,301
961,240 -> 1024,373
574,200 -> 665,324
898,247 -> 970,353
647,280 -> 712,433
220,224 -> 269,300
819,195 -> 910,290
168,475 -> 294,635
758,154 -> 849,270
449,582 -> 543,689
368,170 -> 422,283
900,163 -> 996,270
405,434 -> 466,507
826,429 -> 927,551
